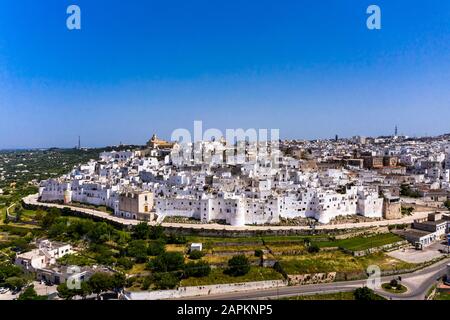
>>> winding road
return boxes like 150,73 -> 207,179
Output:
183,258 -> 449,300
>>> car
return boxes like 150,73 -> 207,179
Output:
0,287 -> 10,294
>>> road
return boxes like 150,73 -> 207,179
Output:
23,194 -> 439,232
182,258 -> 449,300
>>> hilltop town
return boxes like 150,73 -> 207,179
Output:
37,132 -> 450,230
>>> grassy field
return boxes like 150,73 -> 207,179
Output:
165,244 -> 187,253
312,233 -> 403,251
279,251 -> 414,274
180,266 -> 283,286
434,291 -> 450,300
128,263 -> 150,276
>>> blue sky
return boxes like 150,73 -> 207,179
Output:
0,0 -> 449,148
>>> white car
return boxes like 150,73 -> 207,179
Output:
0,287 -> 10,294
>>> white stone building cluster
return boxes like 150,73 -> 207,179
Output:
37,135 -> 392,226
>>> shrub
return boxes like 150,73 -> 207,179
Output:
189,250 -> 204,260
167,234 -> 187,244
141,276 -> 152,290
127,240 -> 148,263
307,244 -> 320,253
184,261 -> 211,278
444,200 -> 450,210
354,287 -> 383,300
254,249 -> 263,257
152,272 -> 179,290
273,262 -> 287,279
148,252 -> 185,273
225,255 -> 250,277
147,241 -> 166,256
117,257 -> 134,270
18,285 -> 47,300
389,279 -> 398,288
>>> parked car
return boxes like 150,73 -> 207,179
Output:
0,287 -> 10,294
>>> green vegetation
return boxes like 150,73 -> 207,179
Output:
254,249 -> 263,257
184,260 -> 211,278
225,255 -> 251,277
307,244 -> 320,253
188,250 -> 205,260
0,204 -> 417,295
354,287 -> 386,300
444,200 -> 450,210
18,285 -> 47,300
278,251 -> 413,275
0,149 -> 423,295
381,279 -> 407,294
148,252 -> 185,273
57,272 -> 126,300
434,291 -> 450,300
400,184 -> 421,198
181,267 -> 283,287
401,206 -> 414,216
312,233 -> 403,251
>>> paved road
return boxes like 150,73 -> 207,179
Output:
23,194 -> 438,232
182,258 -> 449,300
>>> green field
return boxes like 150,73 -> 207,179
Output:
279,251 -> 414,275
434,291 -> 450,300
313,233 -> 403,251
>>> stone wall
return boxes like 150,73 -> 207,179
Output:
288,272 -> 336,285
334,226 -> 389,240
349,240 -> 408,257
383,201 -> 402,220
124,279 -> 287,300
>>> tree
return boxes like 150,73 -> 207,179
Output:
18,285 -> 47,300
57,280 -> 92,300
303,238 -> 311,246
149,225 -> 165,240
117,257 -> 134,270
88,272 -> 112,299
41,207 -> 61,228
111,273 -> 126,292
149,252 -> 185,273
354,287 -> 381,301
167,234 -> 187,244
147,241 -> 166,256
184,261 -> 211,278
254,249 -> 263,258
389,279 -> 399,288
0,263 -> 22,283
5,276 -> 27,290
57,282 -> 77,300
444,200 -> 450,210
188,250 -> 204,260
307,244 -> 320,253
127,240 -> 148,263
152,272 -> 179,290
77,281 -> 92,299
226,255 -> 250,277
132,222 -> 150,240
400,184 -> 420,198
88,222 -> 114,243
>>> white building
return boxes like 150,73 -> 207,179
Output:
15,240 -> 73,272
